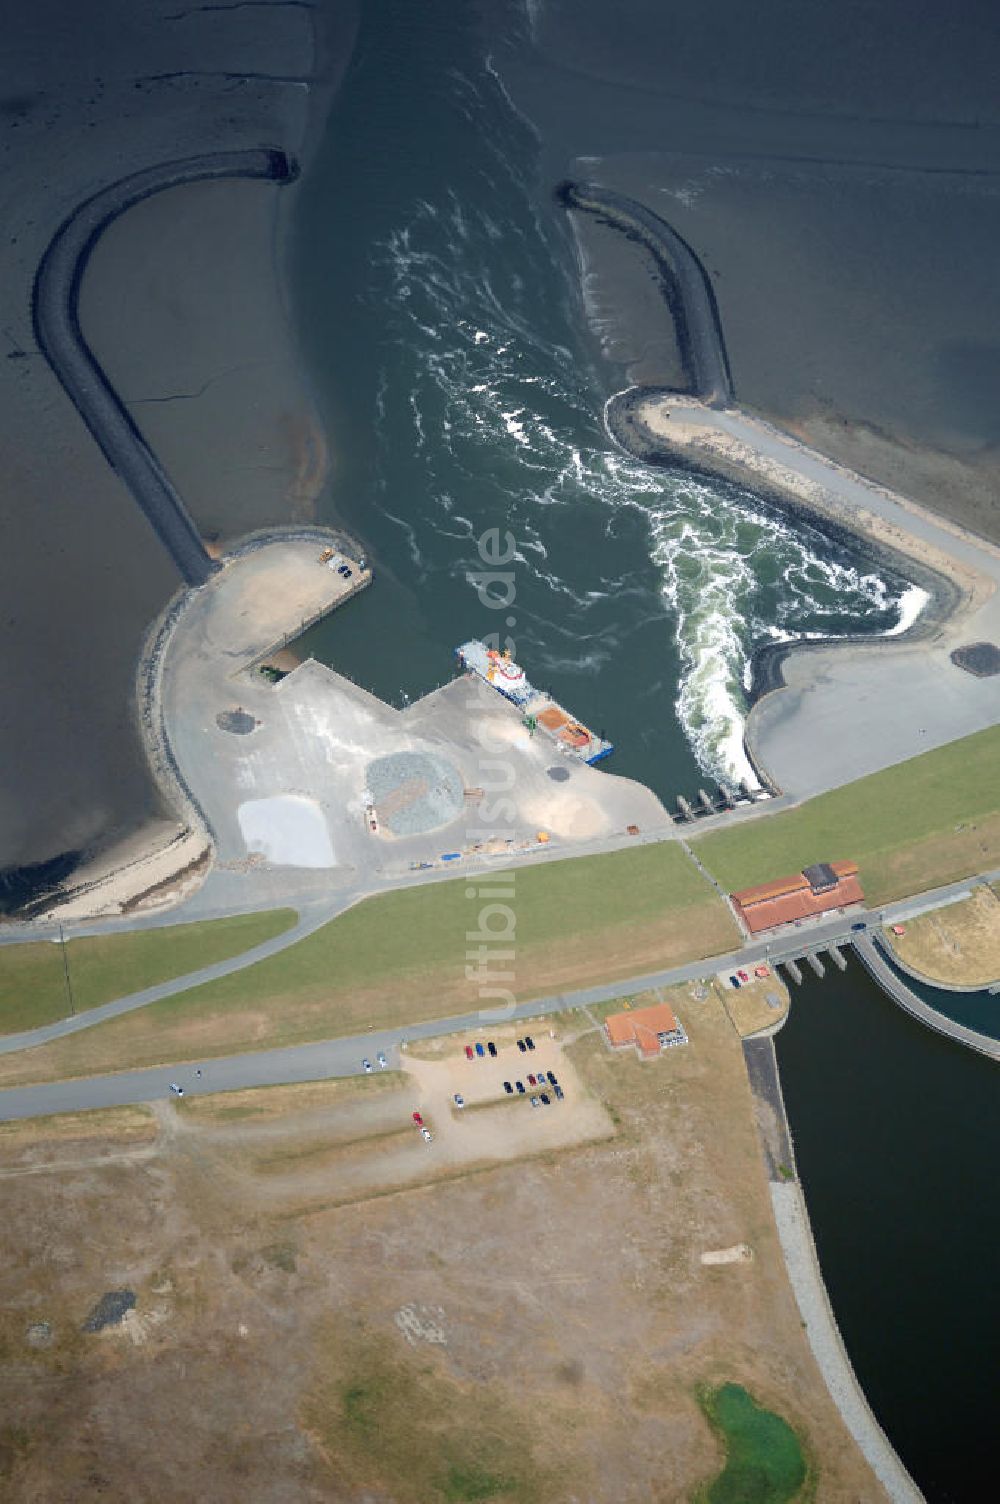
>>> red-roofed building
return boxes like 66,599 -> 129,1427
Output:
605,1001 -> 688,1058
731,860 -> 863,934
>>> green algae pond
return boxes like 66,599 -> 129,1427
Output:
697,1383 -> 808,1503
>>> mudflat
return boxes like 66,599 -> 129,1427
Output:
493,1 -> 1000,540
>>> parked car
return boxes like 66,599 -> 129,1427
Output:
737,969 -> 750,983
465,1045 -> 475,1060
515,1081 -> 525,1094
475,1042 -> 486,1058
503,1081 -> 513,1095
487,1041 -> 497,1057
524,1036 -> 535,1051
729,974 -> 741,989
546,1071 -> 558,1085
527,1073 -> 537,1087
554,1084 -> 564,1101
453,1094 -> 465,1108
338,564 -> 353,579
412,1111 -> 424,1125
362,1058 -> 373,1073
420,1127 -> 433,1142
169,1083 -> 184,1097
377,1051 -> 387,1069
517,1039 -> 527,1053
540,1093 -> 550,1106
530,1096 -> 540,1108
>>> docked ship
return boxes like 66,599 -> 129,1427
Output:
455,640 -> 614,766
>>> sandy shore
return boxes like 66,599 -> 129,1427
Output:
34,826 -> 211,924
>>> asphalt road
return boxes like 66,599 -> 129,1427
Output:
0,895 -> 346,1057
3,864 -> 998,1122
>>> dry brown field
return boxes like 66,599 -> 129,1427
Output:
0,989 -> 881,1501
888,884 -> 1000,987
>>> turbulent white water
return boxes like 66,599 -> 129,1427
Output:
369,197 -> 914,790
338,45 -> 915,796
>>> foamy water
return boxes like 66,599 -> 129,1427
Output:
322,47 -> 915,797
369,180 -> 917,789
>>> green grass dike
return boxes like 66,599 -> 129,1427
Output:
0,909 -> 297,1035
695,1383 -> 810,1504
0,844 -> 735,1086
693,724 -> 1000,906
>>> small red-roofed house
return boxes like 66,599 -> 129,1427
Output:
605,1001 -> 688,1058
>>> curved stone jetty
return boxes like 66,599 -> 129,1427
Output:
558,181 -> 733,407
32,149 -> 298,587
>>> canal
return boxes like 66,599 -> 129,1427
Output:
774,955 -> 998,1501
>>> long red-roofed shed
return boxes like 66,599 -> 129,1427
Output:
731,860 -> 863,934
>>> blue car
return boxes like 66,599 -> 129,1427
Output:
475,1042 -> 485,1058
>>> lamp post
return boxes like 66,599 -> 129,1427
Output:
58,923 -> 75,1017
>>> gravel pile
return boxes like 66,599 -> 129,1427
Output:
366,751 -> 463,836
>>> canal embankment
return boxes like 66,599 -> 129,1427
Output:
742,1032 -> 923,1502
852,932 -> 1000,1058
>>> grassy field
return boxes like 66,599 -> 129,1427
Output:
0,909 -> 296,1036
304,1325 -> 552,1504
696,1383 -> 809,1503
694,726 -> 1000,905
0,1104 -> 156,1152
0,845 -> 735,1085
176,1073 -> 401,1125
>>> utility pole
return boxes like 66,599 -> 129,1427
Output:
58,923 -> 75,1016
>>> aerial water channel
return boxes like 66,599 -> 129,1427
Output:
291,3 -> 991,1494
292,0 -> 910,808
775,957 -> 998,1500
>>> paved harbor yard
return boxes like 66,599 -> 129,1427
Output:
160,538 -> 669,886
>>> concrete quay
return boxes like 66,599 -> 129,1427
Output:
148,531 -> 669,895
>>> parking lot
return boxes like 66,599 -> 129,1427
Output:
396,1026 -> 611,1172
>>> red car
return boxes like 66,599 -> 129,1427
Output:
464,1045 -> 474,1060
412,1111 -> 424,1126
527,1074 -> 536,1086
737,969 -> 750,984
